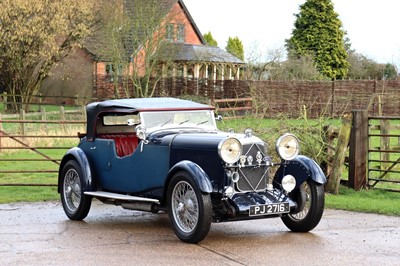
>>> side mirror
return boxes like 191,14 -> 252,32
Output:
216,115 -> 223,121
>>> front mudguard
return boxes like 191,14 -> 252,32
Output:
57,147 -> 94,193
274,155 -> 326,189
165,160 -> 214,193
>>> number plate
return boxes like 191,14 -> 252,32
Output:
249,202 -> 290,216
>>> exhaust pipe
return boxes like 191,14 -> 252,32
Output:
121,202 -> 159,213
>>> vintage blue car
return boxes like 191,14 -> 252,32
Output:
58,97 -> 326,243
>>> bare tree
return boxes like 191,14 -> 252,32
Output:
244,44 -> 285,80
0,0 -> 96,111
270,54 -> 327,81
97,0 -> 178,98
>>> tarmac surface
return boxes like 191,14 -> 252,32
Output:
0,200 -> 399,266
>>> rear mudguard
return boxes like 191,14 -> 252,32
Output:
165,160 -> 214,193
57,147 -> 94,193
274,155 -> 326,188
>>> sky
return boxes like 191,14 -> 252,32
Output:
183,0 -> 400,65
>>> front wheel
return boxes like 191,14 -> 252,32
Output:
60,160 -> 92,220
167,171 -> 212,243
282,179 -> 325,232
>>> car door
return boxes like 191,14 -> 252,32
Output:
79,139 -> 112,178
100,139 -> 170,194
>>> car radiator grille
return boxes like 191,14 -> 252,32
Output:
236,143 -> 269,192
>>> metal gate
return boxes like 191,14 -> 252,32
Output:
368,116 -> 400,192
0,107 -> 85,187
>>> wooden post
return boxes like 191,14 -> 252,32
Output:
377,95 -> 389,171
38,93 -> 42,111
0,113 -> 2,148
3,92 -> 7,112
213,65 -> 217,81
20,109 -> 25,136
41,106 -> 47,132
75,94 -> 79,106
380,119 -> 389,171
323,125 -> 338,179
236,67 -> 240,80
60,106 -> 65,132
348,110 -> 368,190
194,64 -> 200,94
326,113 -> 352,194
331,80 -> 335,117
82,105 -> 87,130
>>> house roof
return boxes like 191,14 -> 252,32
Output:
84,0 -> 207,62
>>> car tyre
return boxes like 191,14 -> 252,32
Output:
167,171 -> 212,243
60,160 -> 92,220
281,178 -> 324,232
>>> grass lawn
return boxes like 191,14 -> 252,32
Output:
0,186 -> 58,203
325,187 -> 400,216
0,143 -> 73,204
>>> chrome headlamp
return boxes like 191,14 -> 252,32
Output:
275,133 -> 300,161
218,137 -> 242,164
282,174 -> 296,192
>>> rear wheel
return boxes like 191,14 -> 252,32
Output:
167,171 -> 212,243
282,179 -> 324,232
60,160 -> 92,220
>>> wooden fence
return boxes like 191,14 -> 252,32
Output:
211,97 -> 253,118
3,79 -> 400,118
94,78 -> 400,118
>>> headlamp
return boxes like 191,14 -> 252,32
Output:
275,133 -> 300,161
218,137 -> 242,164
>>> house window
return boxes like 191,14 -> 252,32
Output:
177,24 -> 185,43
166,23 -> 174,41
105,63 -> 123,82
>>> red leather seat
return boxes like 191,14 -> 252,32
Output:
98,134 -> 139,157
115,135 -> 139,157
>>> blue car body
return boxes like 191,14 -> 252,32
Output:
58,97 -> 326,243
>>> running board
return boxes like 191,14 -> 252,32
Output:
84,191 -> 159,203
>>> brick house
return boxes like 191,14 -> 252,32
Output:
41,0 -> 244,102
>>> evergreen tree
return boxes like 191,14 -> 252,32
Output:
384,63 -> 398,80
226,36 -> 244,61
203,31 -> 218,47
286,0 -> 349,79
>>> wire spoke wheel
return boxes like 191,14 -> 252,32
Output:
63,168 -> 82,213
282,178 -> 325,232
172,181 -> 199,233
167,171 -> 211,243
60,160 -> 92,221
290,181 -> 312,220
